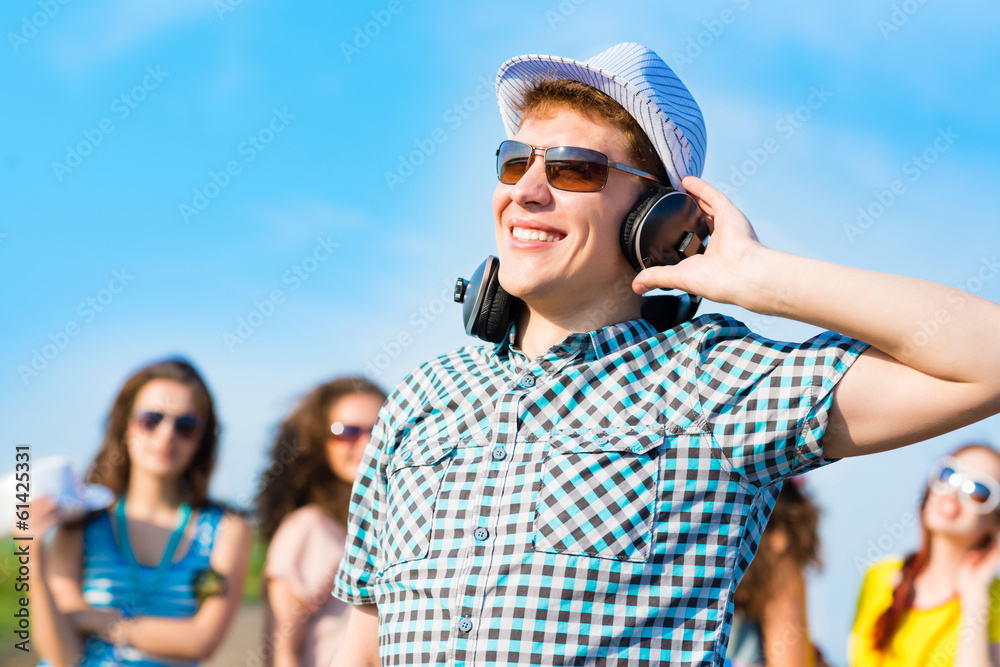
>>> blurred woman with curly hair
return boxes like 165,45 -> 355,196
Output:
256,376 -> 387,667
727,480 -> 825,667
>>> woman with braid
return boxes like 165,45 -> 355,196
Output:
850,444 -> 1000,666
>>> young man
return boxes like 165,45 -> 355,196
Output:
333,43 -> 1000,666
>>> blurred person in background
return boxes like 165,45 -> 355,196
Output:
255,377 -> 387,667
727,480 -> 827,667
850,443 -> 1000,666
23,357 -> 252,667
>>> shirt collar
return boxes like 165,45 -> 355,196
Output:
590,318 -> 659,358
492,317 -> 658,364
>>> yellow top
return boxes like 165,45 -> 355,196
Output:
849,557 -> 1000,667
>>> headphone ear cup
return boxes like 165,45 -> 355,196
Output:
475,260 -> 518,344
479,274 -> 513,344
621,187 -> 673,272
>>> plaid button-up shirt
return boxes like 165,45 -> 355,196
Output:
334,314 -> 867,666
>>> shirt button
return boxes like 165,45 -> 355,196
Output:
519,375 -> 535,388
474,527 -> 489,541
492,447 -> 507,461
458,618 -> 473,633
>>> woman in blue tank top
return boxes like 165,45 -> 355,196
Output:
26,358 -> 252,667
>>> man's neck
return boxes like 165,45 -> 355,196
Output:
515,297 -> 642,360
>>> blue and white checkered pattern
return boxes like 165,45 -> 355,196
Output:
496,42 -> 707,192
39,505 -> 226,667
334,314 -> 867,666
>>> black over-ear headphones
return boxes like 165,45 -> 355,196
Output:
454,187 -> 710,344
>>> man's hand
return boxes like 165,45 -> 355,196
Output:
630,174 -> 1000,458
632,175 -> 764,305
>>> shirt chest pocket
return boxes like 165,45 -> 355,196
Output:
384,438 -> 457,565
533,431 -> 663,563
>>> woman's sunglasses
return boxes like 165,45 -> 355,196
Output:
330,422 -> 374,441
927,456 -> 1000,514
131,411 -> 200,440
496,140 -> 664,192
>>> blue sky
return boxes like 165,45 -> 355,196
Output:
2,1 -> 999,662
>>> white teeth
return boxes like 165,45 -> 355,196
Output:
512,226 -> 563,243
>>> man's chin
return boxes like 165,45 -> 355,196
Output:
497,266 -> 557,303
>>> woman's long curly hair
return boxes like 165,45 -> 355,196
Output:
255,376 -> 386,543
734,481 -> 823,623
85,357 -> 219,508
871,443 -> 1000,652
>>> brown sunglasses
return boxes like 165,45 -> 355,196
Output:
496,140 -> 663,192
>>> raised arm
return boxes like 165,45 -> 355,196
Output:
634,175 -> 1000,458
954,539 -> 1000,667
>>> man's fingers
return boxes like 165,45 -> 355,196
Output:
633,265 -> 684,295
682,175 -> 733,219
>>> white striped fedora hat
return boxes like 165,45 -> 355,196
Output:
495,42 -> 706,192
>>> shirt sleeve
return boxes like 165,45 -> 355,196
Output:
332,393 -> 396,606
694,315 -> 869,487
264,507 -> 345,611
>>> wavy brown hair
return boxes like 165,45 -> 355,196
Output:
734,481 -> 823,623
872,443 -> 1000,652
85,357 -> 219,508
518,78 -> 671,189
255,377 -> 387,543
